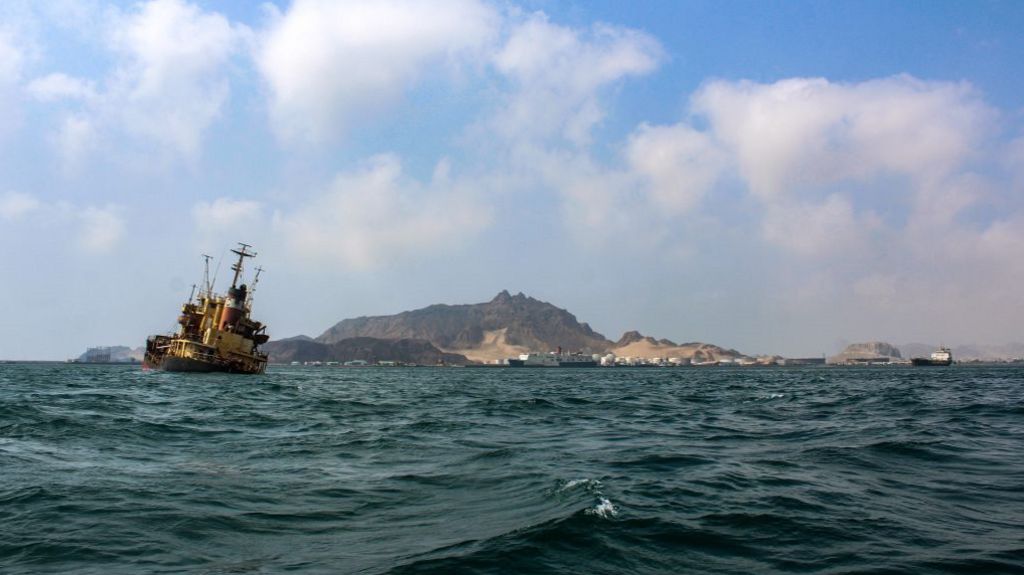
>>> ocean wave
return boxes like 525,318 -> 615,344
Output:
4,364 -> 1024,575
586,497 -> 618,519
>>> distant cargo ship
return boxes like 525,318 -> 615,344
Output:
507,348 -> 597,367
144,243 -> 269,374
911,347 -> 952,366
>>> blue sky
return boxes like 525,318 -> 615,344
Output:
1,0 -> 1023,359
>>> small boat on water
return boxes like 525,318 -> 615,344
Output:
911,346 -> 953,366
507,348 -> 597,368
144,243 -> 269,374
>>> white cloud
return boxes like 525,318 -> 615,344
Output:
626,123 -> 726,213
605,75 -> 1001,262
272,154 -> 491,268
493,14 -> 662,145
26,73 -> 96,101
103,0 -> 250,160
257,0 -> 498,143
761,194 -> 880,257
54,114 -> 96,172
0,27 -> 25,140
459,13 -> 665,251
0,191 -> 40,220
78,205 -> 124,253
0,28 -> 23,84
192,197 -> 264,243
690,76 -> 993,201
0,192 -> 127,255
24,0 -> 248,168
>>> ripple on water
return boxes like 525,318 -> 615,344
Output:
1,364 -> 1023,574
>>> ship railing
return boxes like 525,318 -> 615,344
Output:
169,339 -> 224,366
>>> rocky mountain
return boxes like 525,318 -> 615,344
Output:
615,331 -> 662,347
77,346 -> 143,362
262,337 -> 468,365
317,291 -> 612,360
829,341 -> 902,364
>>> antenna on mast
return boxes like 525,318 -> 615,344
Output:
229,243 -> 256,289
211,249 -> 225,294
201,254 -> 213,297
247,266 -> 263,309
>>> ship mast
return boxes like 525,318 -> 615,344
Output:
247,265 -> 263,309
229,243 -> 256,289
201,254 -> 213,297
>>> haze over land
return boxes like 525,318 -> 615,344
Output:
2,1 -> 1024,360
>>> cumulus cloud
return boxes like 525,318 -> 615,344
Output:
105,0 -> 250,160
27,0 -> 249,167
0,191 -> 40,220
78,205 -> 125,253
0,191 -> 125,255
608,75 -> 1001,259
257,0 -> 498,143
192,197 -> 264,246
493,13 -> 662,146
761,195 -> 881,257
690,76 -> 993,200
272,154 -> 491,268
626,123 -> 726,213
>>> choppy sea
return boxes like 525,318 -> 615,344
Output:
2,363 -> 1023,574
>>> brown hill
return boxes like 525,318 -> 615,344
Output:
262,337 -> 468,365
317,291 -> 612,361
610,332 -> 744,362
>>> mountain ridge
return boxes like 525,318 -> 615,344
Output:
317,291 -> 612,358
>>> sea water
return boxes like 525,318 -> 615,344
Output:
2,363 -> 1022,574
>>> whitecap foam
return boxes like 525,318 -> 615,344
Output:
560,478 -> 601,492
586,497 -> 618,519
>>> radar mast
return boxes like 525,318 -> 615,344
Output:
229,243 -> 256,289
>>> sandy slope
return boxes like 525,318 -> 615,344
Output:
446,328 -> 742,363
610,341 -> 738,361
442,328 -> 532,363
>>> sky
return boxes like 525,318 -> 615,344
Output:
2,0 -> 1023,360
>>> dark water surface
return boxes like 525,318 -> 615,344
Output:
2,364 -> 1023,574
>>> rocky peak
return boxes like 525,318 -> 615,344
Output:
616,330 -> 655,347
317,291 -> 612,352
489,290 -> 532,307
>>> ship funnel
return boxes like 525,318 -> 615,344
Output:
219,284 -> 248,331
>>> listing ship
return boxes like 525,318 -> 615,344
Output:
507,348 -> 598,368
144,244 -> 269,374
911,346 -> 953,366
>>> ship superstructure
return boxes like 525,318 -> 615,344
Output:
910,346 -> 953,367
144,244 -> 269,374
